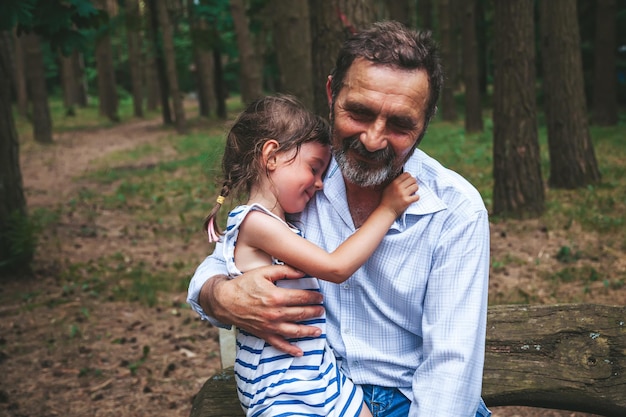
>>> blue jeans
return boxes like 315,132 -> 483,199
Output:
360,385 -> 492,417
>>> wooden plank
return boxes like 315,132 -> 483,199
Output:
190,304 -> 626,417
483,304 -> 625,417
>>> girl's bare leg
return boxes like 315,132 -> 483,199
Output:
359,402 -> 373,417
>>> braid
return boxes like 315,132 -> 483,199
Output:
204,181 -> 232,242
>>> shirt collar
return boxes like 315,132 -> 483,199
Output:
323,154 -> 447,229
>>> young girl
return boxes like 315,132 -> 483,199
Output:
204,95 -> 419,417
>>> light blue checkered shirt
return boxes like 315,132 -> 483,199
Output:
188,148 -> 490,416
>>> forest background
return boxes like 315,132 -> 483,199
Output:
0,0 -> 625,416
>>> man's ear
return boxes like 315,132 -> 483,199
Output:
262,139 -> 280,170
326,75 -> 333,107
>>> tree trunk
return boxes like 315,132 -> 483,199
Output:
22,32 -> 53,144
417,0 -> 433,30
438,0 -> 457,121
94,0 -> 119,122
188,0 -> 216,118
308,0 -> 377,117
213,43 -> 227,120
146,0 -> 172,124
145,56 -> 160,112
540,0 -> 601,189
126,0 -> 144,118
73,51 -> 88,107
476,0 -> 488,94
384,0 -> 413,28
59,52 -> 79,116
12,30 -> 28,118
95,34 -> 119,122
229,0 -> 263,105
591,0 -> 618,126
157,0 -> 186,134
462,0 -> 483,133
0,31 -> 31,274
195,43 -> 216,118
492,0 -> 544,218
270,0 -> 314,110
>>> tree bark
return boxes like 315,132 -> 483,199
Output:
229,0 -> 263,105
270,0 -> 314,110
94,0 -> 119,122
188,0 -> 216,118
591,0 -> 618,126
12,30 -> 28,118
213,43 -> 227,120
73,51 -> 88,107
59,52 -> 79,116
308,0 -> 377,117
146,0 -> 172,124
417,0 -> 433,30
145,55 -> 160,112
22,32 -> 53,144
476,0 -> 488,95
125,0 -> 144,118
540,0 -> 601,189
157,0 -> 186,133
492,0 -> 544,218
0,31 -> 31,273
462,0 -> 483,133
438,0 -> 457,121
384,0 -> 413,28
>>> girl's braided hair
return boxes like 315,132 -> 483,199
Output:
204,94 -> 330,242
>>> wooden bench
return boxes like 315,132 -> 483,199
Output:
189,304 -> 626,417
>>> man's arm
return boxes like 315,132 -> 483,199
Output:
187,249 -> 325,356
411,209 -> 490,416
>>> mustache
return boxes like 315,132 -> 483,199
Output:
342,136 -> 395,162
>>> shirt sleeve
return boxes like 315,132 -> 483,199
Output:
411,209 -> 490,416
186,241 -> 232,329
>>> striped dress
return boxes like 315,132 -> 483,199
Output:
223,204 -> 364,417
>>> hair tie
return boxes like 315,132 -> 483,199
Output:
207,217 -> 221,243
216,196 -> 225,205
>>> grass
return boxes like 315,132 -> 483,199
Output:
421,114 -> 626,243
13,95 -> 626,308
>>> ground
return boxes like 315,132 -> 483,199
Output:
1,116 -> 623,417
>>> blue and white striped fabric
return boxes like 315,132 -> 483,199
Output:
223,204 -> 364,417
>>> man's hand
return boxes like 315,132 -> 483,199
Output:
198,264 -> 325,356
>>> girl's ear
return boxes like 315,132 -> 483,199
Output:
262,139 -> 280,170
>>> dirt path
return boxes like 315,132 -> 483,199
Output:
1,117 -> 615,417
3,118 -> 221,417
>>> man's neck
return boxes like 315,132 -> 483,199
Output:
344,180 -> 384,228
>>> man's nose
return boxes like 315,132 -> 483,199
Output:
360,119 -> 388,152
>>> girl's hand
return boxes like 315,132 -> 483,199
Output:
380,172 -> 420,217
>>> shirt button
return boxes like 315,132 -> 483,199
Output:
342,283 -> 349,289
353,361 -> 360,367
344,328 -> 351,334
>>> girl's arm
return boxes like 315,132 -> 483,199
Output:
240,172 -> 419,283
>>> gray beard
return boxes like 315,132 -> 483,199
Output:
329,104 -> 411,188
334,148 -> 397,187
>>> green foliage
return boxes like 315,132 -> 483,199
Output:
550,265 -> 601,284
0,0 -> 36,32
0,210 -> 36,274
555,246 -> 582,264
1,0 -> 102,53
0,206 -> 60,276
